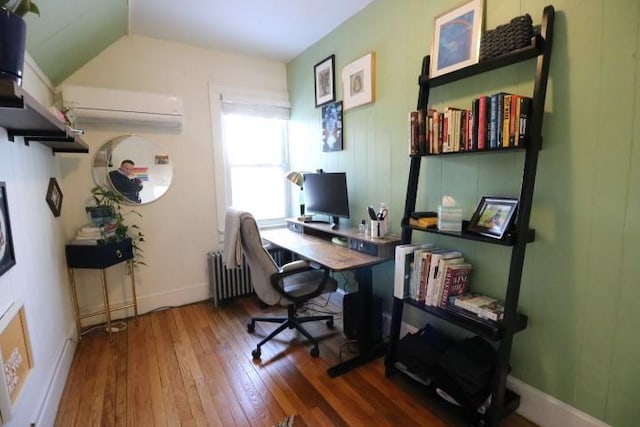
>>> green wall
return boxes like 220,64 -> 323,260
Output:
287,0 -> 640,425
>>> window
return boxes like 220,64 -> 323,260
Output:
222,113 -> 289,222
210,84 -> 291,235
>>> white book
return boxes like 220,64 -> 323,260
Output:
393,243 -> 432,299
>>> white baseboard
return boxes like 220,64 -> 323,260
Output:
507,377 -> 609,427
33,324 -> 78,426
78,282 -> 211,327
382,314 -> 608,427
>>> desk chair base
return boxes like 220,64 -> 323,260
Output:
248,304 -> 334,358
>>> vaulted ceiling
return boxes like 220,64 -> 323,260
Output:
23,0 -> 374,86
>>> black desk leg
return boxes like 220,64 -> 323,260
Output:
327,266 -> 386,377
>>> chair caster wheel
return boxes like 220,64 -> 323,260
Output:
310,346 -> 320,358
326,319 -> 335,329
247,323 -> 255,333
252,348 -> 261,359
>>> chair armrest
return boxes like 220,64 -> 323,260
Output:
280,260 -> 312,273
269,266 -> 332,304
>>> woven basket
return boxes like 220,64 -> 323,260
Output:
480,14 -> 534,61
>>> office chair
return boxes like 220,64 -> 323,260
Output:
224,208 -> 337,358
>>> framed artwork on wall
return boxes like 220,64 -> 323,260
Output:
322,101 -> 343,152
45,177 -> 63,217
0,303 -> 34,418
431,0 -> 483,78
467,196 -> 518,239
0,183 -> 16,278
342,52 -> 375,110
314,54 -> 336,107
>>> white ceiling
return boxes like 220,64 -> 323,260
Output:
130,0 -> 375,62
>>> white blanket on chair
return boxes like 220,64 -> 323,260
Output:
223,208 -> 243,268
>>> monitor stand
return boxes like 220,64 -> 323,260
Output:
330,216 -> 339,229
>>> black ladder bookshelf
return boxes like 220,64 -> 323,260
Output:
385,6 -> 554,426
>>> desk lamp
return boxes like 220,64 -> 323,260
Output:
285,171 -> 305,216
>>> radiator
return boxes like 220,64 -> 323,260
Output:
208,251 -> 253,307
208,248 -> 293,307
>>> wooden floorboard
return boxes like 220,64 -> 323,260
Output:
55,297 -> 537,427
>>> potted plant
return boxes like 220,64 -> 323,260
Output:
0,0 -> 39,85
85,186 -> 146,267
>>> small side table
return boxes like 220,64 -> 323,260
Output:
65,238 -> 138,338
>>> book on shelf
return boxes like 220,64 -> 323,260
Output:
439,263 -> 473,307
448,292 -> 504,322
409,111 -> 419,155
408,217 -> 437,228
430,256 -> 466,306
393,243 -> 432,299
443,303 -> 500,327
425,250 -> 463,306
409,211 -> 438,228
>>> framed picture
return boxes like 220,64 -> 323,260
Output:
314,54 -> 336,107
0,183 -> 16,278
0,303 -> 34,415
468,196 -> 518,239
45,177 -> 63,217
431,0 -> 483,78
342,52 -> 375,110
322,101 -> 343,152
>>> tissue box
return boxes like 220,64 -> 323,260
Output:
438,206 -> 463,232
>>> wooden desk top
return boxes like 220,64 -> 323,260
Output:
261,227 -> 390,272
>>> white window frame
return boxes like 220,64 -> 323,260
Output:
209,82 -> 292,240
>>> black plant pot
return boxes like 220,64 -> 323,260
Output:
0,9 -> 26,85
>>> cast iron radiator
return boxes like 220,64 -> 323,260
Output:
208,247 -> 291,307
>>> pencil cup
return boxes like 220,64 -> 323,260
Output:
371,220 -> 382,238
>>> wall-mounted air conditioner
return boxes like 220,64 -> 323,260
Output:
60,85 -> 184,131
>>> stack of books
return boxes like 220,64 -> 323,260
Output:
446,292 -> 505,323
69,223 -> 118,245
408,211 -> 438,229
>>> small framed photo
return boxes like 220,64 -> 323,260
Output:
322,101 -> 343,152
468,196 -> 518,239
45,177 -> 63,218
342,52 -> 375,110
314,54 -> 336,108
0,183 -> 16,277
431,0 -> 483,78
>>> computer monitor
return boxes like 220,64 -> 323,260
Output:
303,172 -> 350,228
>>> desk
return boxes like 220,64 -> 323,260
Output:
261,219 -> 400,377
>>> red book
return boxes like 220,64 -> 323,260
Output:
439,263 -> 473,307
477,96 -> 489,150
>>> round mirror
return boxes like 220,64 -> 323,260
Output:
92,135 -> 172,205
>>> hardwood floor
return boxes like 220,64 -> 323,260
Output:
55,296 -> 536,426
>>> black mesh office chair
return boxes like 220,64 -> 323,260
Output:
225,208 -> 337,358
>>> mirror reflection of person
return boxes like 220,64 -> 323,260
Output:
109,160 -> 143,203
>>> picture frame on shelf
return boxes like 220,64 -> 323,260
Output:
322,101 -> 343,152
342,52 -> 375,110
45,177 -> 63,218
0,183 -> 16,278
430,0 -> 483,78
314,54 -> 336,107
467,196 -> 518,239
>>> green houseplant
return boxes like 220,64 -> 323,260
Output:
0,0 -> 39,84
0,0 -> 39,17
85,186 -> 146,267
